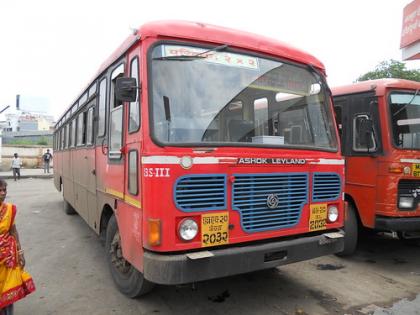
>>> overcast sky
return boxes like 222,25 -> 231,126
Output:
0,0 -> 418,120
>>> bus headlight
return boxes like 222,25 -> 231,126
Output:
399,197 -> 414,209
178,218 -> 198,241
327,205 -> 339,223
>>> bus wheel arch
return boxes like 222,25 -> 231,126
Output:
99,204 -> 114,244
336,195 -> 359,256
105,214 -> 154,297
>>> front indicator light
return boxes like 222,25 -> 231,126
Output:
148,218 -> 161,246
399,197 -> 414,209
327,205 -> 339,223
178,218 -> 198,241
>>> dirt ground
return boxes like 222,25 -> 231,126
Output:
8,178 -> 420,315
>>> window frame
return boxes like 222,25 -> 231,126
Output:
97,77 -> 108,138
128,57 -> 140,133
128,150 -> 139,195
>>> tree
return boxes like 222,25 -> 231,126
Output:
356,59 -> 420,82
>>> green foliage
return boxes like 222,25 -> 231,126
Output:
8,139 -> 35,145
356,59 -> 420,82
36,137 -> 49,145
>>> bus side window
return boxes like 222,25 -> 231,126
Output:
86,107 -> 94,145
128,150 -> 138,195
98,78 -> 107,137
71,119 -> 76,147
76,111 -> 87,146
128,57 -> 140,133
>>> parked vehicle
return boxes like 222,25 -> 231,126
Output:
333,79 -> 420,255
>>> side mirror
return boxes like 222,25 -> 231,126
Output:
356,116 -> 376,151
115,77 -> 138,102
359,117 -> 374,136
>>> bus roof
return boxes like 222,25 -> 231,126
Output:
59,20 -> 326,125
332,78 -> 420,97
98,20 -> 325,77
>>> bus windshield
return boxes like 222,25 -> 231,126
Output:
150,44 -> 337,150
390,91 -> 420,149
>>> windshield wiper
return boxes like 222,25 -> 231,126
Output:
393,89 -> 419,117
153,44 -> 229,61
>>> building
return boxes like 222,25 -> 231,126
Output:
401,0 -> 420,60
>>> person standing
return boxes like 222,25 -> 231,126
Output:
0,179 -> 35,314
11,154 -> 22,182
42,149 -> 53,174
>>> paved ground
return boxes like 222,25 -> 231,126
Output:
0,168 -> 53,180
6,178 -> 420,315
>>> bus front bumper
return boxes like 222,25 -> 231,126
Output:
143,230 -> 344,285
375,216 -> 420,232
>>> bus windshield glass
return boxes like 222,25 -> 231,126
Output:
390,91 -> 420,149
150,44 -> 337,150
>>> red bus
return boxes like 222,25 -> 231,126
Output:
53,21 -> 344,296
333,79 -> 420,255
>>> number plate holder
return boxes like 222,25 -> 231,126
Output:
201,212 -> 229,247
412,163 -> 420,177
309,204 -> 327,231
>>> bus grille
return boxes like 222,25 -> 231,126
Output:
398,179 -> 420,210
232,173 -> 308,232
174,174 -> 226,211
312,173 -> 341,202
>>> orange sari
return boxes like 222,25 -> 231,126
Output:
0,203 -> 35,308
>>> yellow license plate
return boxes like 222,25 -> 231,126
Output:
201,212 -> 229,247
412,164 -> 420,177
309,204 -> 327,231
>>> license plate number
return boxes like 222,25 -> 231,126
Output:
201,212 -> 229,247
412,164 -> 420,177
309,204 -> 327,231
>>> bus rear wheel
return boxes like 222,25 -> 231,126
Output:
105,215 -> 154,298
63,199 -> 76,215
336,203 -> 358,257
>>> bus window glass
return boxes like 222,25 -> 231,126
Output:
129,57 -> 140,133
389,92 -> 420,149
88,83 -> 97,98
110,64 -> 124,110
109,107 -> 123,159
80,92 -> 88,106
77,112 -> 86,146
71,119 -> 76,147
98,78 -> 107,136
86,107 -> 94,145
128,150 -> 138,195
150,44 -> 337,150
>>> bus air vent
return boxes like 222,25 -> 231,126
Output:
232,173 -> 308,232
174,174 -> 226,212
312,173 -> 341,202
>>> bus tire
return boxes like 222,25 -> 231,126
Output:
63,199 -> 76,215
336,203 -> 358,257
106,215 -> 154,298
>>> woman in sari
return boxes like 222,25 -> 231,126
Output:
0,179 -> 35,314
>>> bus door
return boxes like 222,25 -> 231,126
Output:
117,50 -> 143,270
94,62 -> 126,231
85,104 -> 97,227
74,109 -> 89,221
334,92 -> 382,226
105,62 -> 127,203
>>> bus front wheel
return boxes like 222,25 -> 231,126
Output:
105,215 -> 154,298
336,203 -> 358,257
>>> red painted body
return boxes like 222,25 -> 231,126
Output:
54,21 -> 344,283
333,79 -> 420,230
